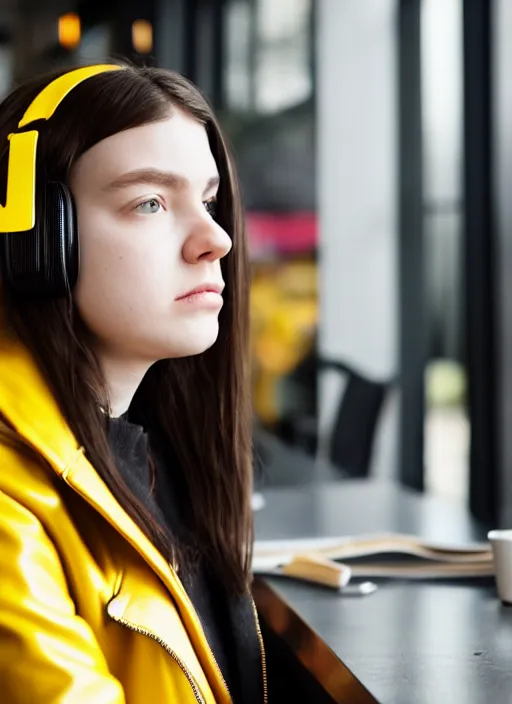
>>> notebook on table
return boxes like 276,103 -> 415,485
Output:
252,533 -> 494,581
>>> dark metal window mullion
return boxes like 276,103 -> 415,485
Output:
398,0 -> 426,491
463,0 -> 497,523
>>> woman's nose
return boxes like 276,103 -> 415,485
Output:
182,217 -> 232,264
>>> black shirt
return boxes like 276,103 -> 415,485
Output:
107,415 -> 260,703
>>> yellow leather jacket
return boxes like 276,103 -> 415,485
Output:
0,334 -> 267,703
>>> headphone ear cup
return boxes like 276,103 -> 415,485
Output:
1,181 -> 79,299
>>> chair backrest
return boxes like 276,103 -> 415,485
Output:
319,359 -> 392,477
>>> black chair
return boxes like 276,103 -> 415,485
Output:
276,357 -> 393,479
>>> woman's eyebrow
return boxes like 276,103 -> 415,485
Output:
103,168 -> 220,195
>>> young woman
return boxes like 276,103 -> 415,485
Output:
0,63 -> 266,703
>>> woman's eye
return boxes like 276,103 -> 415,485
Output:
203,198 -> 217,219
136,198 -> 161,214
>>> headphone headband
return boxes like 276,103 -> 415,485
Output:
0,64 -> 123,233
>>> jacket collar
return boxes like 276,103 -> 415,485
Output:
0,332 -> 231,703
0,333 -> 172,579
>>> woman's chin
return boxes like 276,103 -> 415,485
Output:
161,321 -> 221,359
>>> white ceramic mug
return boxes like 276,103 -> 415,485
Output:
488,530 -> 512,604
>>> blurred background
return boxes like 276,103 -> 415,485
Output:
1,0 -> 511,525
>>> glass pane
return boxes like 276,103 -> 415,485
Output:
223,0 -> 317,444
421,0 -> 468,501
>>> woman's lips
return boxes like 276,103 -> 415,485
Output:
175,286 -> 224,309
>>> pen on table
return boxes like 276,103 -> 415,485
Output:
265,553 -> 378,596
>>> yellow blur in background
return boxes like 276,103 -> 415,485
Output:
250,259 -> 317,424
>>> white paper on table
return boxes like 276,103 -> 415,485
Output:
252,533 -> 492,573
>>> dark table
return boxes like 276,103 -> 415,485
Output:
253,479 -> 512,704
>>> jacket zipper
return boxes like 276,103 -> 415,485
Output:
202,640 -> 232,702
175,584 -> 267,704
250,596 -> 269,704
108,612 -> 206,704
111,599 -> 268,704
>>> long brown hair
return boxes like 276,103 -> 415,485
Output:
0,64 -> 253,596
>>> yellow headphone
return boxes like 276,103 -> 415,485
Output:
0,64 -> 123,299
0,64 -> 121,234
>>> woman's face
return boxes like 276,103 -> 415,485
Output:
69,108 -> 231,365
